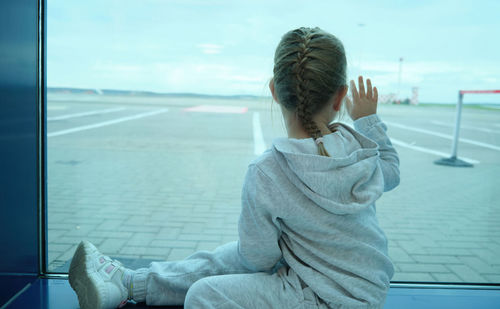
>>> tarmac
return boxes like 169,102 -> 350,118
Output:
47,92 -> 500,284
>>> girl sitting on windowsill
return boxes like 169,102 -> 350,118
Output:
69,26 -> 399,309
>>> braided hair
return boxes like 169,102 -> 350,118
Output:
273,27 -> 347,156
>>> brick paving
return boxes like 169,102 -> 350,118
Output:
47,94 -> 500,284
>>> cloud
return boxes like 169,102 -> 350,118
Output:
80,60 -> 269,95
483,77 -> 498,83
352,60 -> 464,75
197,43 -> 223,54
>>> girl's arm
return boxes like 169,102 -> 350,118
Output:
354,114 -> 400,191
345,76 -> 400,192
237,164 -> 283,272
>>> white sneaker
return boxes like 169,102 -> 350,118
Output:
69,240 -> 129,309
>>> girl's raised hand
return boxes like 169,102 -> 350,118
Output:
345,76 -> 378,121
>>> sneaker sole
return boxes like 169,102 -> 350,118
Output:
69,241 -> 105,309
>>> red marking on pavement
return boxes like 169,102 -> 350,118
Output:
183,105 -> 248,114
459,90 -> 500,94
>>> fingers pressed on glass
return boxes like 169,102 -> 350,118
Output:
350,80 -> 358,98
366,79 -> 373,98
358,76 -> 365,96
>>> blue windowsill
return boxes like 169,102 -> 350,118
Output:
0,275 -> 38,307
2,278 -> 500,308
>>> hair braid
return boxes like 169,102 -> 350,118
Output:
293,30 -> 330,156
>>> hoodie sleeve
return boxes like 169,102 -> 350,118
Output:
354,114 -> 400,192
237,164 -> 283,272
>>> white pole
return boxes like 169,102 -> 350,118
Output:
397,57 -> 403,102
434,90 -> 472,167
450,91 -> 464,159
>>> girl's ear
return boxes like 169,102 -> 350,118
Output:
269,78 -> 279,104
333,85 -> 348,111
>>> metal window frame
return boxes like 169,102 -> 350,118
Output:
38,0 -> 48,278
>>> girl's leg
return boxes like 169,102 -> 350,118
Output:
133,241 -> 254,306
183,266 -> 328,309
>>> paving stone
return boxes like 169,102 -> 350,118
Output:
155,227 -> 182,239
88,231 -> 133,238
150,239 -> 198,249
65,224 -> 99,237
168,248 -> 197,261
126,233 -> 156,246
100,238 -> 128,255
48,212 -> 71,222
424,247 -> 474,256
53,237 -> 81,246
411,255 -> 462,264
196,242 -> 222,252
412,235 -> 439,248
48,251 -> 61,263
96,219 -> 125,231
204,228 -> 238,236
120,225 -> 161,233
398,263 -> 448,273
457,256 -> 498,274
47,243 -> 74,253
120,246 -> 169,257
391,272 -> 434,282
178,233 -> 222,242
388,247 -> 415,263
181,225 -> 206,234
48,223 -> 75,230
47,229 -> 69,240
57,244 -> 79,261
65,216 -> 104,225
396,240 -> 428,255
446,264 -> 487,283
436,240 -> 487,249
484,274 -> 500,283
381,233 -> 412,241
431,273 -> 463,282
127,216 -> 154,225
141,255 -> 168,261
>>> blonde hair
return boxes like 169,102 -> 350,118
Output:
273,27 -> 347,156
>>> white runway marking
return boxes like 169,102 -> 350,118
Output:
48,109 -> 168,138
252,112 -> 266,155
47,105 -> 68,111
391,138 -> 480,164
48,107 -> 125,121
386,121 -> 500,152
184,105 -> 248,114
430,120 -> 500,134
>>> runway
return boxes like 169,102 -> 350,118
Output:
46,92 -> 500,283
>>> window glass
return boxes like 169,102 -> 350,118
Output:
47,0 -> 500,284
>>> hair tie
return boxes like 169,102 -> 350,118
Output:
315,137 -> 324,145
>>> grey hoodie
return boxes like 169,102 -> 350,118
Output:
237,114 -> 399,308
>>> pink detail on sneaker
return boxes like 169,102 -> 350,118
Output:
99,257 -> 105,264
105,265 -> 115,274
118,299 -> 128,308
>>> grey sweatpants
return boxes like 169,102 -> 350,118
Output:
131,242 -> 330,308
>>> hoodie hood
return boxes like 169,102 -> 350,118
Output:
272,123 -> 384,215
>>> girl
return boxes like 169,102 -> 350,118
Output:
69,27 -> 399,309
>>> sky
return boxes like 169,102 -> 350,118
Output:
48,0 -> 500,103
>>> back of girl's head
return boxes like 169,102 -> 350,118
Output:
273,27 -> 347,156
